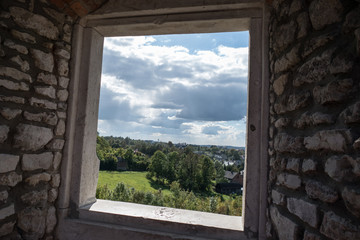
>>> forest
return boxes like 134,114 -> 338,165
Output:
96,135 -> 245,215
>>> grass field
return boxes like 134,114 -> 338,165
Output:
97,171 -> 172,196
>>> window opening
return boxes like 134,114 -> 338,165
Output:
95,31 -> 249,217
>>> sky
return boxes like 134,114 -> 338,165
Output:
97,31 -> 249,147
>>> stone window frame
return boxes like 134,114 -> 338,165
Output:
58,1 -> 269,239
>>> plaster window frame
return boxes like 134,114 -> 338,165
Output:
58,1 -> 269,239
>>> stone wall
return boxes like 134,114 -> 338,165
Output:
0,0 -> 73,238
267,0 -> 360,239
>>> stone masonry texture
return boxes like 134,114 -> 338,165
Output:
0,0 -> 74,238
268,0 -> 360,239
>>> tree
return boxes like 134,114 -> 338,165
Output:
215,160 -> 227,183
149,150 -> 167,183
199,156 -> 215,191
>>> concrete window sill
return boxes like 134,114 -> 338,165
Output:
77,199 -> 246,240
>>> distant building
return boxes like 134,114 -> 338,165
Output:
216,171 -> 244,195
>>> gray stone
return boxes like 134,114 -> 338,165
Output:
0,125 -> 10,143
342,187 -> 360,218
9,7 -> 59,40
0,154 -> 19,173
325,155 -> 360,182
55,119 -> 65,136
3,39 -> 28,54
17,207 -> 46,238
57,111 -> 66,119
63,24 -> 72,43
55,48 -> 70,60
25,173 -> 51,186
31,49 -> 54,72
0,95 -> 25,104
277,173 -> 301,189
302,30 -> 338,58
274,133 -> 304,153
309,0 -> 343,30
287,198 -> 319,228
59,76 -> 69,88
37,72 -> 57,85
270,206 -> 299,240
286,158 -> 300,173
29,97 -> 57,110
313,79 -> 353,105
274,91 -> 311,114
294,111 -> 334,128
0,221 -> 15,237
53,152 -> 62,170
304,130 -> 352,152
58,102 -> 67,110
296,12 -> 310,39
57,89 -> 69,102
0,190 -> 8,203
0,172 -> 22,187
57,59 -> 69,76
340,101 -> 360,124
11,29 -> 36,44
0,79 -> 29,91
22,152 -> 53,171
354,138 -> 360,150
320,211 -> 360,240
273,20 -> 297,53
24,111 -> 58,125
273,74 -> 287,96
50,174 -> 60,188
47,139 -> 65,150
302,159 -> 316,173
303,231 -> 321,240
274,45 -> 300,73
21,190 -> 48,205
305,180 -> 338,203
274,118 -> 290,128
46,206 -> 57,233
0,67 -> 31,82
0,108 -> 21,120
43,7 -> 65,24
10,55 -> 30,72
35,86 -> 56,99
289,0 -> 302,15
343,7 -> 360,32
293,49 -> 333,86
0,11 -> 10,18
48,188 -> 58,203
329,53 -> 354,75
0,204 -> 15,220
14,124 -> 53,151
272,189 -> 285,205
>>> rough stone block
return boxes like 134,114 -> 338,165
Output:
286,158 -> 300,173
274,44 -> 300,73
342,186 -> 360,218
14,124 -> 53,151
0,190 -> 8,203
21,190 -> 48,206
305,180 -> 338,203
272,189 -> 286,205
302,30 -> 337,58
43,7 -> 65,24
270,206 -> 299,240
277,173 -> 301,189
17,207 -> 46,238
343,7 -> 360,32
22,152 -> 53,171
302,159 -> 317,173
354,137 -> 360,150
54,48 -> 70,60
0,154 -> 19,173
313,79 -> 353,105
46,206 -> 57,234
287,197 -> 319,228
0,125 -> 10,143
24,111 -> 58,125
296,12 -> 310,39
57,89 -> 68,102
325,155 -> 360,182
25,173 -> 51,186
9,7 -> 59,40
340,101 -> 360,124
274,91 -> 311,114
273,74 -> 288,96
10,55 -> 30,72
303,231 -> 321,240
58,76 -> 69,88
274,118 -> 290,129
29,97 -> 57,110
50,174 -> 60,188
47,139 -> 65,150
0,108 -> 21,120
31,49 -> 54,72
320,211 -> 360,240
0,79 -> 29,91
57,58 -> 69,76
0,95 -> 25,104
4,39 -> 28,54
55,119 -> 65,136
304,130 -> 352,152
35,86 -> 56,99
0,204 -> 15,220
309,0 -> 343,30
0,66 -> 31,82
294,112 -> 334,128
273,20 -> 297,53
0,172 -> 22,187
0,221 -> 15,237
274,133 -> 304,153
48,188 -> 58,203
11,29 -> 36,44
37,72 -> 57,85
